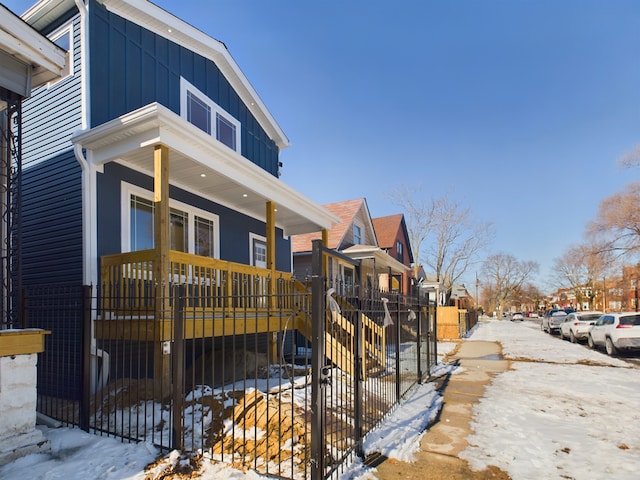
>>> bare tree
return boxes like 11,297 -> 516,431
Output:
587,181 -> 640,260
618,145 -> 640,168
389,186 -> 494,302
386,185 -> 436,279
554,242 -> 617,309
481,253 -> 538,318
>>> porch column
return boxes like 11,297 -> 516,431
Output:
266,201 -> 276,271
322,229 -> 329,278
153,144 -> 170,387
266,201 -> 278,362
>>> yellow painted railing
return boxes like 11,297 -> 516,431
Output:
100,250 -> 295,313
99,250 -> 385,377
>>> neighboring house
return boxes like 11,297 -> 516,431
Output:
372,213 -> 414,295
0,2 -> 67,464
15,0 -> 337,288
292,198 -> 410,296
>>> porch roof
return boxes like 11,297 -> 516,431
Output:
341,244 -> 410,274
71,102 -> 339,236
0,3 -> 67,99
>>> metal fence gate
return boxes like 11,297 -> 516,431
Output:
25,246 -> 438,479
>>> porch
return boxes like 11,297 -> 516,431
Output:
98,248 -> 389,379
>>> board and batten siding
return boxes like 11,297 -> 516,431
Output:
89,2 -> 280,175
20,13 -> 83,285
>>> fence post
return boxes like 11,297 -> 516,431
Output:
354,307 -> 364,457
80,285 -> 92,432
395,296 -> 401,403
172,284 -> 185,451
416,298 -> 422,384
310,239 -> 326,479
433,305 -> 438,362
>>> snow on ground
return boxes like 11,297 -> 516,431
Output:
459,318 -> 640,480
2,318 -> 637,479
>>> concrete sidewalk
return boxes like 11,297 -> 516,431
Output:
371,340 -> 511,479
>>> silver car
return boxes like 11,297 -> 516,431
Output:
559,311 -> 602,343
541,310 -> 567,334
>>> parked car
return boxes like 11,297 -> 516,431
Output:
587,312 -> 640,356
511,312 -> 524,321
541,309 -> 568,334
559,311 -> 602,343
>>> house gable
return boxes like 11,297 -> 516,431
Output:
89,0 -> 282,176
372,213 -> 414,267
291,198 -> 377,254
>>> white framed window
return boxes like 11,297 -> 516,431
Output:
353,224 -> 362,245
180,77 -> 240,152
121,182 -> 220,258
396,241 -> 403,261
48,22 -> 73,84
249,233 -> 267,268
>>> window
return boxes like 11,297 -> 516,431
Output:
396,241 -> 403,262
353,224 -> 362,245
250,234 -> 267,268
130,196 -> 154,251
180,77 -> 240,152
195,216 -> 215,257
186,91 -> 211,135
123,183 -> 219,258
48,23 -> 73,82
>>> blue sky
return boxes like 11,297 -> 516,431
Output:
6,0 -> 640,291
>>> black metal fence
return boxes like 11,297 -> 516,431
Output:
24,251 -> 438,479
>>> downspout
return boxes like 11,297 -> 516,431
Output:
72,0 -> 96,287
73,1 -> 109,394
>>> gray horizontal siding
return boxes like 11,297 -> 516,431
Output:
21,14 -> 82,169
21,150 -> 83,285
18,13 -> 83,286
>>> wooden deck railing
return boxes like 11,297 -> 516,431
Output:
100,250 -> 295,314
99,250 -> 386,378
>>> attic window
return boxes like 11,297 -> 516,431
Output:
396,241 -> 403,262
180,77 -> 240,152
353,224 -> 362,245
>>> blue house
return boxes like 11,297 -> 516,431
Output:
15,0 -> 338,384
17,0 -> 336,289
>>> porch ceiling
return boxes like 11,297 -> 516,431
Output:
71,103 -> 339,236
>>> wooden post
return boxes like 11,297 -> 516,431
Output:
266,201 -> 278,362
322,228 -> 329,278
153,144 -> 171,391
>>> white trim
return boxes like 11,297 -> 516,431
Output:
249,232 -> 267,267
0,3 -> 67,88
120,181 -> 220,257
180,77 -> 240,153
47,21 -> 74,84
71,103 -> 340,236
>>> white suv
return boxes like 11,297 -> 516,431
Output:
587,312 -> 640,356
559,311 -> 602,343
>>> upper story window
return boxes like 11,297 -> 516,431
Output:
396,241 -> 403,262
180,77 -> 240,152
48,23 -> 73,83
353,224 -> 362,245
